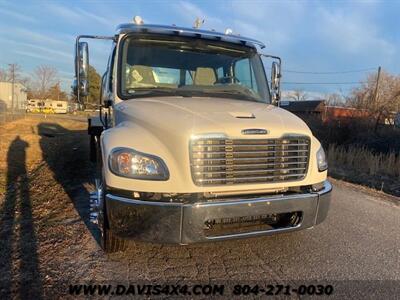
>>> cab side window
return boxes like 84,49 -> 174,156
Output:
234,58 -> 258,90
216,67 -> 224,80
109,46 -> 116,91
185,70 -> 194,85
101,45 -> 116,103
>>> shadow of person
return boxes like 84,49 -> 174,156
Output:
37,122 -> 100,245
0,136 -> 43,299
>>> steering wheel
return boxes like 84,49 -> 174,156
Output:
215,76 -> 241,84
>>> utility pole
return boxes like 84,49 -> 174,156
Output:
57,80 -> 60,101
373,66 -> 381,107
373,66 -> 382,132
9,64 -> 15,112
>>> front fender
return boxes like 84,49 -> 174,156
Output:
101,121 -> 189,192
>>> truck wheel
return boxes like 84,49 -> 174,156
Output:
89,134 -> 97,162
98,172 -> 128,253
103,227 -> 128,253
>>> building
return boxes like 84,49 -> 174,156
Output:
281,100 -> 397,127
323,106 -> 370,123
0,81 -> 27,112
280,100 -> 326,120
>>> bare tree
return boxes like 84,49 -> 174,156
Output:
0,67 -> 7,81
0,63 -> 22,82
347,69 -> 400,130
8,63 -> 22,82
325,93 -> 345,107
48,82 -> 68,101
287,89 -> 309,101
33,65 -> 58,99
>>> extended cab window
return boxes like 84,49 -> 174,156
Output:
120,35 -> 270,103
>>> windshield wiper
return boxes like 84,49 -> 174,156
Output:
125,86 -> 261,102
199,88 -> 260,102
125,87 -> 195,98
126,86 -> 175,94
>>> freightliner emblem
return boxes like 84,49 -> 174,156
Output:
241,128 -> 269,135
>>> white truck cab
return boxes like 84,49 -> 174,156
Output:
73,19 -> 331,252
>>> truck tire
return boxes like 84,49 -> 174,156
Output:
99,168 -> 128,253
103,227 -> 128,253
89,134 -> 97,162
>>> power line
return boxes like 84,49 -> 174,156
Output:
281,67 -> 377,74
264,66 -> 377,74
283,81 -> 368,85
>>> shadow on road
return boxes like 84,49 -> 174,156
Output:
0,136 -> 43,299
37,122 -> 100,244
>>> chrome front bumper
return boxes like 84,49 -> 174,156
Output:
106,181 -> 332,244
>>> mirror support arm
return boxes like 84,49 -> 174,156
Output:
75,35 -> 116,104
261,54 -> 282,106
261,54 -> 281,66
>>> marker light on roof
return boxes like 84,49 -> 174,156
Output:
193,17 -> 204,29
225,28 -> 233,35
133,16 -> 144,25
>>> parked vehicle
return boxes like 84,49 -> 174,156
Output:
26,99 -> 68,114
73,18 -> 332,252
52,100 -> 68,114
26,99 -> 44,113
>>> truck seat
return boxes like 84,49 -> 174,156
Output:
193,67 -> 216,86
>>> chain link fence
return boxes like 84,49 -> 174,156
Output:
0,110 -> 26,126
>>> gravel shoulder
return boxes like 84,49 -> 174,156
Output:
0,116 -> 399,298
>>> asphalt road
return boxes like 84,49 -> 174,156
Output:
0,116 -> 399,298
118,180 -> 400,281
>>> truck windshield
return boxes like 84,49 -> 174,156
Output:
119,35 -> 270,103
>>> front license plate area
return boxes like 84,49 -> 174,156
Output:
204,212 -> 302,237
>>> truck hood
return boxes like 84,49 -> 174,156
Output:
103,96 -> 324,193
114,96 -> 311,139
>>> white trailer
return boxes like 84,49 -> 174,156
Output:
51,100 -> 68,114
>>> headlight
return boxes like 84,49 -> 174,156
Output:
109,148 -> 169,180
316,146 -> 328,172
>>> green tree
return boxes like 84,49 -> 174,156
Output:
87,65 -> 101,106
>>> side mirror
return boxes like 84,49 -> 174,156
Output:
72,78 -> 88,97
74,41 -> 89,99
271,61 -> 281,104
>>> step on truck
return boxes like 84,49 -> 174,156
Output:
73,17 -> 332,253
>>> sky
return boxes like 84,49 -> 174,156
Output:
0,0 -> 399,98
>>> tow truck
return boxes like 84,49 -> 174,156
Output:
73,17 -> 332,252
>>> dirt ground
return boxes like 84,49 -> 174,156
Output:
0,116 -> 96,298
0,116 -> 399,299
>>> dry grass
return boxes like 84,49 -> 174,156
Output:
327,144 -> 400,178
327,144 -> 400,196
299,115 -> 400,195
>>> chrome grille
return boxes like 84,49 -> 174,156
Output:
190,136 -> 310,186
